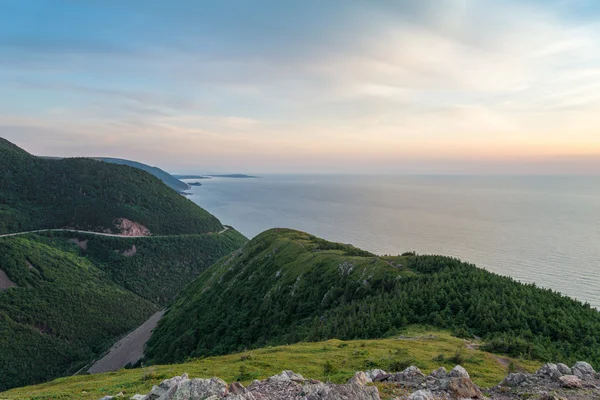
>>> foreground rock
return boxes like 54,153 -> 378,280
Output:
99,362 -> 600,400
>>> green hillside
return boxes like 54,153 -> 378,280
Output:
0,229 -> 246,391
0,236 -> 157,391
94,158 -> 190,193
38,228 -> 248,305
146,228 -> 600,369
0,327 -> 541,400
0,138 -> 221,235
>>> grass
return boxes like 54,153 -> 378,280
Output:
1,326 -> 540,400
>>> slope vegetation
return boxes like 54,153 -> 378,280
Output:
94,158 -> 189,193
0,236 -> 157,391
0,138 -> 221,235
146,228 -> 600,369
0,229 -> 246,391
0,327 -> 541,400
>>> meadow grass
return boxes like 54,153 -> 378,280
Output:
1,326 -> 540,400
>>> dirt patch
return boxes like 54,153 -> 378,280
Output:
0,269 -> 17,291
122,244 -> 137,257
88,310 -> 165,374
68,238 -> 89,251
113,218 -> 151,236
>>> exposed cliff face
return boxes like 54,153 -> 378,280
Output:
99,362 -> 600,400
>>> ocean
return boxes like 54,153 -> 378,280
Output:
186,175 -> 600,309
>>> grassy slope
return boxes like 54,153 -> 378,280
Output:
146,228 -> 600,368
0,236 -> 157,391
1,326 -> 541,400
0,137 -> 222,235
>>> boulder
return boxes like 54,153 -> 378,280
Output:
365,369 -> 387,382
390,366 -> 425,386
348,371 -> 370,386
448,377 -> 482,399
556,363 -> 572,375
501,372 -> 530,387
189,377 -> 228,398
407,389 -> 434,400
302,382 -> 380,400
267,370 -> 305,383
449,365 -> 470,379
130,396 -> 146,400
428,367 -> 448,379
537,363 -> 562,380
572,361 -> 595,379
559,375 -> 583,389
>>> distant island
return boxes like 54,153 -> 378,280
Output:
188,182 -> 202,186
174,174 -> 260,179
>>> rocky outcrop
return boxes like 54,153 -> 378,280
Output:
99,362 -> 600,400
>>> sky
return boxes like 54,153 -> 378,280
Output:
1,0 -> 600,174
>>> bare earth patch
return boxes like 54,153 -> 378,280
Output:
113,218 -> 151,236
0,269 -> 17,291
122,244 -> 137,257
88,310 -> 165,374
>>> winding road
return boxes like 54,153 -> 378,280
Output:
0,225 -> 231,239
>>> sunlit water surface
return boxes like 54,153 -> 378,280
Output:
186,175 -> 600,308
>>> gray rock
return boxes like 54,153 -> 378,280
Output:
407,389 -> 434,400
537,363 -> 563,380
556,363 -> 572,375
365,369 -> 387,381
189,377 -> 228,398
559,375 -> 583,389
428,366 -> 448,379
501,372 -> 530,387
449,365 -> 470,379
267,370 -> 305,383
347,371 -> 370,386
302,382 -> 380,400
130,396 -> 145,400
572,361 -> 595,379
99,397 -> 114,400
143,385 -> 167,400
390,366 -> 425,386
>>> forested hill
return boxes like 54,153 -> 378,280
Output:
0,138 -> 222,235
93,158 -> 189,192
146,228 -> 600,369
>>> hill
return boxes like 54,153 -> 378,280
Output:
0,327 -> 542,399
145,228 -> 600,369
0,229 -> 246,391
0,138 -> 222,235
94,158 -> 190,192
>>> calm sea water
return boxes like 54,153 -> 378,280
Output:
186,175 -> 600,308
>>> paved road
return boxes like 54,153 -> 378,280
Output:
0,225 -> 230,239
0,226 -> 230,238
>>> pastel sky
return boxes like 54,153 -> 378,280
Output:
1,0 -> 600,174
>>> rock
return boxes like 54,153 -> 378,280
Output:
365,369 -> 387,381
348,371 -> 370,386
407,389 -> 434,400
448,377 -> 482,399
572,361 -> 595,379
449,365 -> 470,379
228,382 -> 247,395
501,372 -> 530,387
130,396 -> 146,400
428,367 -> 448,379
390,366 -> 425,386
537,363 -> 563,380
556,363 -> 572,375
188,377 -> 228,398
559,375 -> 583,389
267,370 -> 305,383
302,382 -> 380,400
99,397 -> 114,400
143,385 -> 167,400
